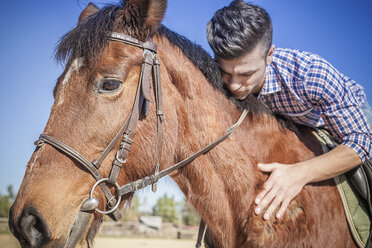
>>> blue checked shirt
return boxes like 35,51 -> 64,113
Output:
257,48 -> 372,161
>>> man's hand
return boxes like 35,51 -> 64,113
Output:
254,162 -> 309,220
254,146 -> 362,220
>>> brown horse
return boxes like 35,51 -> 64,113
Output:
9,0 -> 355,247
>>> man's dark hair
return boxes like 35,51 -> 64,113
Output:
207,0 -> 272,60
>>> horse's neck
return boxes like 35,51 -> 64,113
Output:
157,37 -> 311,168
157,37 -> 317,247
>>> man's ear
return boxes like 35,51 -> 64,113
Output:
78,3 -> 100,25
266,44 -> 275,65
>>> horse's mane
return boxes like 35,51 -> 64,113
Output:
55,4 -> 121,64
55,3 -> 295,130
156,26 -> 273,115
157,26 -> 297,131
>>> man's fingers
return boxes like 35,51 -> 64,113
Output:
255,186 -> 278,215
255,179 -> 274,205
257,163 -> 277,172
276,198 -> 291,219
263,193 -> 283,220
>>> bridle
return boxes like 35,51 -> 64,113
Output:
34,31 -> 248,247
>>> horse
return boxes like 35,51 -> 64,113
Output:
9,0 -> 355,247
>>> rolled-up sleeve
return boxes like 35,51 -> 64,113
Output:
305,56 -> 372,161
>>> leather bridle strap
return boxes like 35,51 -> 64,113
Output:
35,134 -> 123,221
32,30 -> 248,247
105,33 -> 162,190
116,109 -> 248,196
90,37 -> 156,170
34,32 -> 162,221
151,54 -> 163,192
92,115 -> 131,169
109,32 -> 157,52
33,29 -> 248,225
106,54 -> 147,185
35,135 -> 101,179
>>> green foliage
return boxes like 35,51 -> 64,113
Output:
114,193 -> 200,226
152,193 -> 178,223
0,185 -> 15,218
182,204 -> 200,226
150,194 -> 201,226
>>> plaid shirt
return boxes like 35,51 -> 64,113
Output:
258,48 -> 371,161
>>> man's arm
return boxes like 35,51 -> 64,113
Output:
254,51 -> 371,220
254,145 -> 361,220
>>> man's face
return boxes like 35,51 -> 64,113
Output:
217,44 -> 274,99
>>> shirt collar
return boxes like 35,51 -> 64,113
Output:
258,63 -> 282,98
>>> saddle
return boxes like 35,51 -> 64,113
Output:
313,129 -> 372,248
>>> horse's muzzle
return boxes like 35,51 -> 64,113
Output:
9,205 -> 51,248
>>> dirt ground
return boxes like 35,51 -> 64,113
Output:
0,234 -> 205,248
0,234 -> 19,248
95,236 -> 204,248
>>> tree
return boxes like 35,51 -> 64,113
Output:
0,185 -> 15,218
183,203 -> 200,226
178,198 -> 200,226
152,193 -> 178,223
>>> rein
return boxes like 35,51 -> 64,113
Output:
34,31 -> 248,246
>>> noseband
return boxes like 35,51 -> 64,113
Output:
34,31 -> 248,243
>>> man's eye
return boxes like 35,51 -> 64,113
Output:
221,71 -> 230,78
98,79 -> 122,92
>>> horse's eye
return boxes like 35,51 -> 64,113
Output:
98,79 -> 122,92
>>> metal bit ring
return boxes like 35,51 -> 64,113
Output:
89,178 -> 122,215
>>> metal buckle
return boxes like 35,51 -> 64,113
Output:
115,150 -> 127,164
34,139 -> 45,147
143,49 -> 155,59
89,178 -> 122,215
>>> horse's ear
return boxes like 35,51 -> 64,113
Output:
125,0 -> 167,32
78,3 -> 99,25
145,0 -> 167,29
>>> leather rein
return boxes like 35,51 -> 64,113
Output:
34,31 -> 248,226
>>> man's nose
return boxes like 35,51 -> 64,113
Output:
227,76 -> 242,92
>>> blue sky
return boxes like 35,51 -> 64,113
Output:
0,0 -> 371,211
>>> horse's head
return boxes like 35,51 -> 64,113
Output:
9,0 -> 168,247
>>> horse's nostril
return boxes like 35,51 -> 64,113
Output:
21,215 -> 41,247
18,206 -> 51,247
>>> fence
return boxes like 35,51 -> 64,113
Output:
0,218 -> 8,232
0,217 -> 198,240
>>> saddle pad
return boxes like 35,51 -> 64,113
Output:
334,174 -> 371,247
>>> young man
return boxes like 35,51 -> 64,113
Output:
207,0 -> 372,220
